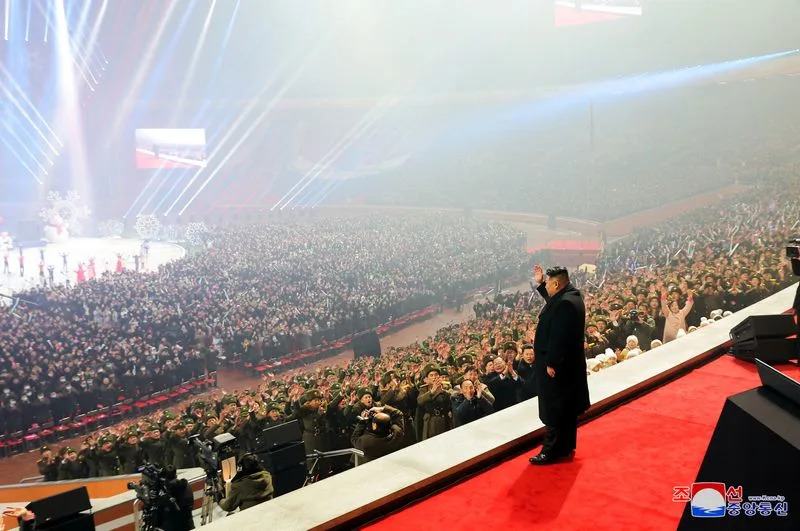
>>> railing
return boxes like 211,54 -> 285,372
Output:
305,448 -> 366,487
19,476 -> 44,484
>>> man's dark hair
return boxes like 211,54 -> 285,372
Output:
546,266 -> 569,284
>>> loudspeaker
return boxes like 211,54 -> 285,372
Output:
256,441 -> 306,473
352,331 -> 381,359
255,419 -> 302,451
730,315 -> 796,343
270,464 -> 307,496
677,387 -> 800,530
26,487 -> 94,531
731,337 -> 796,363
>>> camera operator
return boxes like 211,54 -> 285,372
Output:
129,465 -> 195,531
351,405 -> 405,463
608,306 -> 653,352
218,454 -> 274,513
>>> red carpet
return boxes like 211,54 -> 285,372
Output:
365,356 -> 800,531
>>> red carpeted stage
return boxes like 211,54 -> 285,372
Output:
366,355 -> 800,531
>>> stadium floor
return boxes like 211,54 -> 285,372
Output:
365,355 -> 800,531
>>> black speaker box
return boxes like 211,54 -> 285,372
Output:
731,337 -> 796,363
677,387 -> 800,530
352,331 -> 381,359
270,464 -> 307,497
256,441 -> 306,473
730,315 -> 795,343
255,419 -> 302,450
26,487 -> 94,531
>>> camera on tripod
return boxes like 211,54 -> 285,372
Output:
189,432 -> 238,480
127,463 -> 170,505
188,432 -> 238,526
127,464 -> 193,531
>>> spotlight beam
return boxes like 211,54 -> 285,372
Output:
175,68 -> 307,216
173,0 -> 217,118
0,78 -> 62,154
0,136 -> 43,184
275,99 -> 396,210
164,58 -> 313,215
107,1 -> 181,140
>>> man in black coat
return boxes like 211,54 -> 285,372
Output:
530,265 -> 590,465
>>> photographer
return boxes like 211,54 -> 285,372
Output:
351,405 -> 405,463
218,454 -> 274,513
608,307 -> 654,352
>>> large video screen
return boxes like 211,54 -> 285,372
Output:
135,128 -> 207,169
554,1 -> 642,27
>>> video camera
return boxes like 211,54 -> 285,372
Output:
189,432 -> 238,479
127,464 -> 191,531
127,463 -> 171,505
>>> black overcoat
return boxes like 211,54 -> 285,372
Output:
533,282 -> 591,426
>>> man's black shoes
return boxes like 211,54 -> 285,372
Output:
529,450 -> 575,465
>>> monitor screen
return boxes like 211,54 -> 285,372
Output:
135,128 -> 207,169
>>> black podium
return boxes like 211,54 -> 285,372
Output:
678,361 -> 800,530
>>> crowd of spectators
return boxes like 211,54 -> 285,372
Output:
29,173 -> 800,482
1,215 -> 530,435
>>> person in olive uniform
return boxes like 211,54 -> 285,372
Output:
530,265 -> 590,465
351,404 -> 405,463
417,365 -> 452,440
36,446 -> 59,481
218,454 -> 274,513
94,436 -> 122,476
295,390 -> 326,455
118,433 -> 145,474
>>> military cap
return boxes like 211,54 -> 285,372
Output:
301,389 -> 323,403
421,364 -> 441,379
356,387 -> 373,399
267,402 -> 282,412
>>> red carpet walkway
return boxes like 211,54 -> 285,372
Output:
365,356 -> 800,531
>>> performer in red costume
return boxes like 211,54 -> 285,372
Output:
87,258 -> 96,279
115,254 -> 123,273
76,263 -> 86,283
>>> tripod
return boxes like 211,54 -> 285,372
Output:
200,472 -> 223,526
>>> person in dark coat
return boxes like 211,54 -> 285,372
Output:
530,265 -> 590,465
351,405 -> 405,463
451,378 -> 493,427
514,344 -> 537,401
36,446 -> 59,482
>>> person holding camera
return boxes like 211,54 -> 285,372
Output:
351,404 -> 405,463
608,306 -> 654,352
218,454 -> 274,513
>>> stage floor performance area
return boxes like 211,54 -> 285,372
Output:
367,355 -> 800,531
0,237 -> 186,296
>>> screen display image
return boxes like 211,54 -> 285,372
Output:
135,128 -> 207,169
555,0 -> 642,27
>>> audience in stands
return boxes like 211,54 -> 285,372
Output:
0,215 -> 528,436
8,173 -> 800,483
